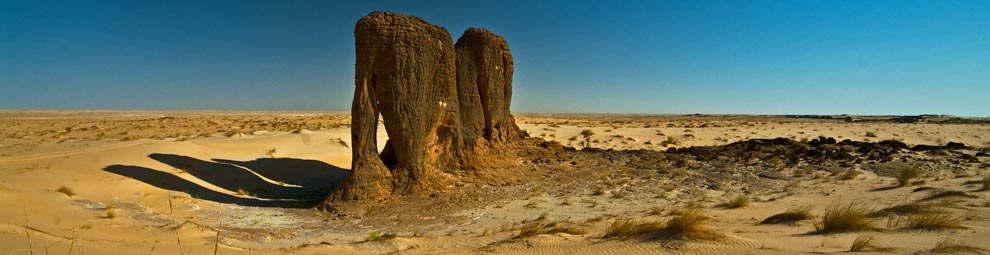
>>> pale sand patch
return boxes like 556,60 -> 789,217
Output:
1,111 -> 988,254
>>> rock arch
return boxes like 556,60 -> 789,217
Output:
323,12 -> 522,208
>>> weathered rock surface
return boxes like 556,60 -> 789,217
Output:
456,28 -> 519,146
324,12 -> 522,208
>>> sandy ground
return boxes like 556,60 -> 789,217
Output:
1,111 -> 989,254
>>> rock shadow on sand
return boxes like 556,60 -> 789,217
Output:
102,154 -> 348,208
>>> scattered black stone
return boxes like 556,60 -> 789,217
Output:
911,144 -> 944,151
945,142 -> 969,150
891,116 -> 923,123
959,154 -> 979,163
878,140 -> 909,150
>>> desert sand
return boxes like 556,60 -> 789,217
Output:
1,111 -> 989,254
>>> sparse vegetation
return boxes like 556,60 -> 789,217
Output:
865,131 -> 877,137
849,235 -> 873,252
850,234 -> 894,252
980,174 -> 990,191
56,185 -> 75,197
103,206 -> 116,219
724,195 -> 749,209
604,209 -> 720,240
265,148 -> 277,158
580,129 -> 594,147
896,167 -> 919,187
869,201 -> 939,217
366,231 -> 381,241
592,184 -> 606,196
513,221 -> 586,239
814,202 -> 873,233
930,238 -> 986,254
921,190 -> 976,201
902,212 -> 966,231
840,169 -> 861,180
760,206 -> 813,225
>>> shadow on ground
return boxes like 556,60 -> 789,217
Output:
103,154 -> 348,208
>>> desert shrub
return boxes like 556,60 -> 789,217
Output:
865,131 -> 877,137
814,202 -> 873,233
580,129 -> 595,147
760,206 -> 813,225
724,195 -> 749,209
896,167 -> 919,187
56,186 -> 75,197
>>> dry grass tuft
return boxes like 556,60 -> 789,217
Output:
365,231 -> 396,242
605,209 -> 721,240
869,201 -> 940,217
980,174 -> 990,191
236,188 -> 250,197
849,235 -> 893,252
930,238 -> 986,254
603,218 -> 663,239
921,190 -> 976,201
723,195 -> 749,209
840,169 -> 861,180
896,167 -> 919,187
760,206 -> 813,225
56,186 -> 75,197
514,221 -> 587,239
103,206 -> 116,219
902,212 -> 966,231
813,202 -> 874,234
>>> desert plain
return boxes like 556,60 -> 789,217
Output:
1,110 -> 989,254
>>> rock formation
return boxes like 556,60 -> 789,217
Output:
323,12 -> 522,208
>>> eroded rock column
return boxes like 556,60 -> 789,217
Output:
456,28 -> 520,145
326,12 -> 457,205
324,12 -> 523,208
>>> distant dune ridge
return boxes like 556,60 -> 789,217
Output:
325,12 -> 523,207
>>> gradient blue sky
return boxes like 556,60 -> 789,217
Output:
2,0 -> 988,116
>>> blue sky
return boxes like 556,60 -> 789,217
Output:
2,0 -> 988,116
